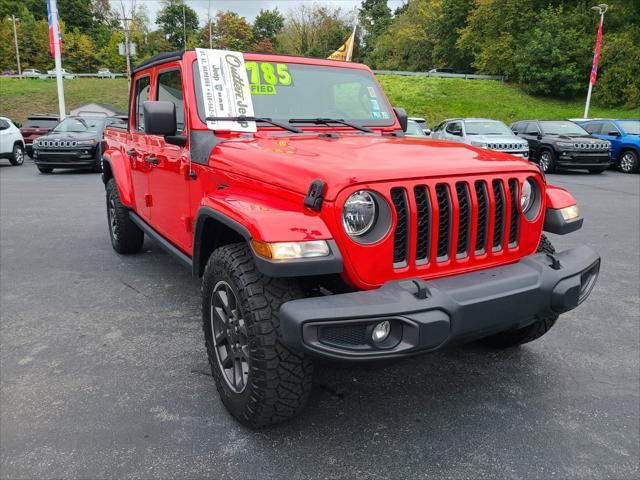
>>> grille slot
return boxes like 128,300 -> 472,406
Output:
435,184 -> 451,260
455,182 -> 471,257
508,179 -> 520,246
414,186 -> 431,264
492,180 -> 505,251
391,188 -> 409,267
475,181 -> 489,254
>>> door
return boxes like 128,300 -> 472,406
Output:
521,122 -> 542,159
129,75 -> 153,221
0,119 -> 10,154
598,121 -> 621,160
147,67 -> 192,252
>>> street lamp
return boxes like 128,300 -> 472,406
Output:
583,3 -> 608,118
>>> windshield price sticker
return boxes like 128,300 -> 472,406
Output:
245,61 -> 293,95
196,48 -> 256,132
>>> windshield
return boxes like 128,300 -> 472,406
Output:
25,118 -> 58,128
194,61 -> 394,127
465,120 -> 513,136
53,117 -> 104,133
541,121 -> 588,136
619,120 -> 640,135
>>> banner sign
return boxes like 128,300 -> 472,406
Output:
196,49 -> 256,132
46,0 -> 62,57
590,19 -> 603,86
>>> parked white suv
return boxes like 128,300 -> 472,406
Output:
47,68 -> 76,79
431,118 -> 529,158
0,117 -> 26,166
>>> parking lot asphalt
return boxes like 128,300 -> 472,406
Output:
1,159 -> 639,480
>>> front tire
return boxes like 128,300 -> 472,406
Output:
106,178 -> 144,254
9,143 -> 24,166
538,149 -> 555,173
619,150 -> 638,173
479,234 -> 559,349
202,243 -> 313,428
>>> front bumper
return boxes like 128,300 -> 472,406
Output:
33,147 -> 98,168
280,246 -> 600,361
557,152 -> 611,168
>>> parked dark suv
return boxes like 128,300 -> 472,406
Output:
20,114 -> 59,156
32,116 -> 106,173
511,120 -> 611,174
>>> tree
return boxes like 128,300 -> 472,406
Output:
253,8 -> 284,45
156,0 -> 199,49
358,0 -> 392,57
201,11 -> 253,51
431,0 -> 473,72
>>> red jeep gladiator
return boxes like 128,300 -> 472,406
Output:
102,50 -> 600,428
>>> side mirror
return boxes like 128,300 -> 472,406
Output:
537,133 -> 543,140
143,101 -> 176,136
607,131 -> 620,136
393,107 -> 408,132
424,129 -> 431,136
450,128 -> 462,136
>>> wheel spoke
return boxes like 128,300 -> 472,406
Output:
220,351 -> 233,369
214,329 -> 227,346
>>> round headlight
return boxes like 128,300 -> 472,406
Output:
521,179 -> 535,213
342,190 -> 377,237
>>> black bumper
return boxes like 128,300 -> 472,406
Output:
557,152 -> 610,168
33,148 -> 98,168
280,246 -> 600,361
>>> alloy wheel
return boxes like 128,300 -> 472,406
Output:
620,152 -> 636,173
14,147 -> 24,165
210,281 -> 250,393
539,152 -> 551,172
108,196 -> 119,241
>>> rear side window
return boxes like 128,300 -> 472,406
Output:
25,118 -> 58,128
599,121 -> 618,134
133,75 -> 151,132
157,69 -> 185,132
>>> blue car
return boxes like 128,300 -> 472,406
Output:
577,119 -> 640,173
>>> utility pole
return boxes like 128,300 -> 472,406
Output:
183,5 -> 187,50
47,0 -> 66,119
584,3 -> 608,118
208,0 -> 213,48
11,15 -> 21,78
119,0 -> 136,89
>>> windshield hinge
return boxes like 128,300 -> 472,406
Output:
304,179 -> 326,212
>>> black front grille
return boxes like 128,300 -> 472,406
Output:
389,177 -> 521,267
435,184 -> 451,259
414,186 -> 431,263
492,180 -> 505,250
391,188 -> 409,266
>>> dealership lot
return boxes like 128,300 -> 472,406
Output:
1,160 -> 638,479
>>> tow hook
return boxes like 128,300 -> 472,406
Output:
411,280 -> 431,299
546,253 -> 562,270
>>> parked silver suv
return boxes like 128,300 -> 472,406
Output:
431,118 -> 529,158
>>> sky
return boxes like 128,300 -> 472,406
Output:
110,0 -> 406,23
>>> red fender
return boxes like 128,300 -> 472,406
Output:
545,185 -> 577,209
104,147 -> 135,208
199,186 -> 332,243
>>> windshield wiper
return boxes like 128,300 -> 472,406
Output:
289,118 -> 373,133
205,116 -> 301,134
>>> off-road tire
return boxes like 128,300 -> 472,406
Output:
480,234 -> 558,348
9,143 -> 24,166
202,243 -> 313,428
106,178 -> 144,254
37,166 -> 53,174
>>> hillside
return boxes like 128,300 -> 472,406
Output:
1,76 -> 638,125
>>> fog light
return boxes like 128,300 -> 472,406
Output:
372,321 -> 391,343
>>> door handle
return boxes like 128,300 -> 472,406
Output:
126,148 -> 137,157
145,156 -> 159,165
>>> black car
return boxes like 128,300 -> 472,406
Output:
32,116 -> 107,174
511,120 -> 611,174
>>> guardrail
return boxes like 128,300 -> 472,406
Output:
1,73 -> 126,79
373,70 -> 506,81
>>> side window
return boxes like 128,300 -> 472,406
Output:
133,75 -> 151,132
446,121 -> 462,134
600,122 -> 618,135
584,122 -> 602,134
523,122 -> 539,135
511,122 -> 522,133
0,119 -> 9,130
157,69 -> 185,132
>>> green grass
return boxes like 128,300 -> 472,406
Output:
1,75 -> 638,125
0,78 -> 129,122
378,75 -> 640,125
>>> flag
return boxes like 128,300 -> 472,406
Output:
328,26 -> 356,62
590,18 -> 603,85
47,0 -> 62,57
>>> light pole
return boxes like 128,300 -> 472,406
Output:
11,15 -> 21,78
583,3 -> 608,119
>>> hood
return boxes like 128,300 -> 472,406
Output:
37,131 -> 99,142
548,134 -> 600,142
467,134 -> 527,146
210,133 -> 541,201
